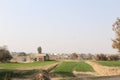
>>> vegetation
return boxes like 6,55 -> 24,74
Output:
112,18 -> 120,52
97,61 -> 120,67
0,61 -> 57,79
0,69 -> 38,80
107,55 -> 119,61
53,61 -> 94,77
94,54 -> 107,61
70,53 -> 78,60
94,54 -> 119,61
74,61 -> 94,72
37,46 -> 42,54
54,62 -> 77,77
0,47 -> 12,62
0,61 -> 57,69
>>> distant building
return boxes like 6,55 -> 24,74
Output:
11,53 -> 49,63
33,54 -> 49,61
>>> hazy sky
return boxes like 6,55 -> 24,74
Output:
0,0 -> 120,54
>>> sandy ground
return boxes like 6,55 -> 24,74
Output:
86,61 -> 120,76
73,70 -> 97,77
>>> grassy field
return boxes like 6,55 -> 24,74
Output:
53,61 -> 94,77
0,61 -> 57,69
97,61 -> 120,67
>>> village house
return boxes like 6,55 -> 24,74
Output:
11,53 -> 49,63
33,54 -> 49,62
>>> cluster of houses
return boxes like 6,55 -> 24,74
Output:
11,51 -> 116,63
10,52 -> 95,63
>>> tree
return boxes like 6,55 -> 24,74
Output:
112,18 -> 120,52
70,53 -> 78,60
0,47 -> 12,62
94,54 -> 108,61
37,46 -> 42,54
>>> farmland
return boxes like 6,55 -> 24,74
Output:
74,61 -> 94,72
0,61 -> 57,69
1,60 -> 120,79
97,61 -> 120,67
53,61 -> 94,77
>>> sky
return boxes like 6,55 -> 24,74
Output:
0,0 -> 120,54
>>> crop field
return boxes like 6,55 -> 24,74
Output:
0,61 -> 57,69
53,61 -> 94,77
74,61 -> 94,72
97,61 -> 120,67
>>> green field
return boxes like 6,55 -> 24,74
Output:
53,61 -> 94,77
74,61 -> 94,72
53,62 -> 77,77
97,61 -> 120,67
0,61 -> 57,69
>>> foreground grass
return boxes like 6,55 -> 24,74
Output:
97,61 -> 120,67
0,61 -> 57,69
53,61 -> 94,77
0,61 -> 57,79
0,69 -> 37,80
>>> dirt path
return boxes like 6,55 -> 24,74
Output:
86,61 -> 120,76
41,62 -> 60,72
